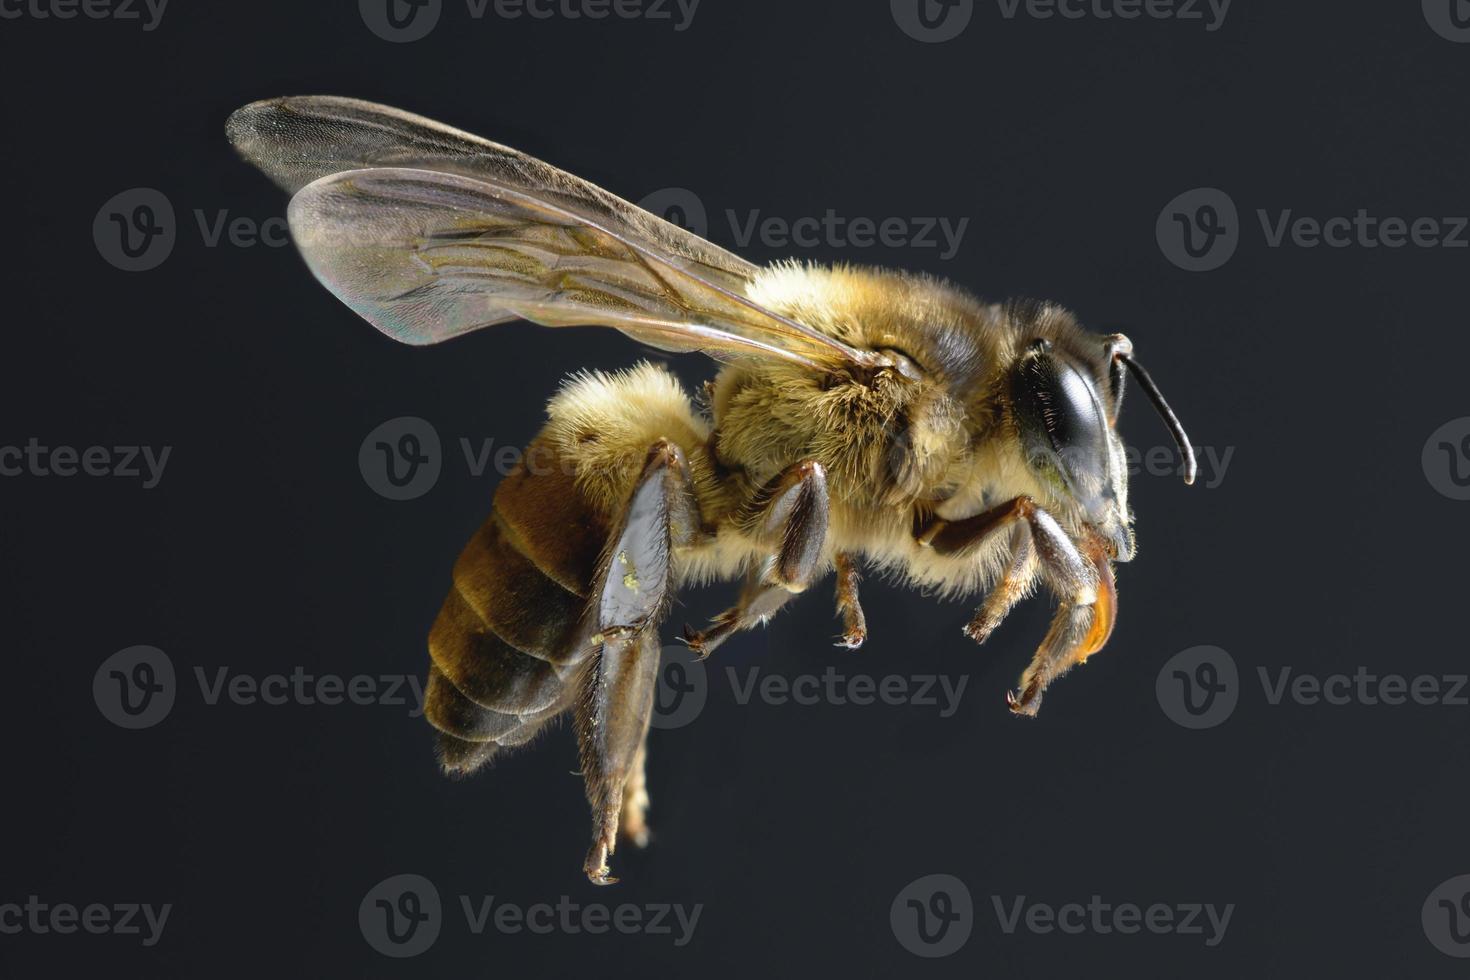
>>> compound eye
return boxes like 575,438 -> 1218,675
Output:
1011,345 -> 1110,498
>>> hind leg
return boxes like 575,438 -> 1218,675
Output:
576,440 -> 699,885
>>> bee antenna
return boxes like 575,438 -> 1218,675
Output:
1117,353 -> 1197,486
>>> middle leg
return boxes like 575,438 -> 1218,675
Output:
682,460 -> 831,658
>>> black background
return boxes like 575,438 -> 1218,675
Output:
3,0 -> 1468,976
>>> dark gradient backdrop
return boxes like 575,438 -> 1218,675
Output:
3,1 -> 1469,976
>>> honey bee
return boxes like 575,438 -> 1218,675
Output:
228,96 -> 1196,884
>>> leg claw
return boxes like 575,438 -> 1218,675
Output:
1006,684 -> 1041,717
583,839 -> 619,886
680,624 -> 711,660
962,616 -> 997,645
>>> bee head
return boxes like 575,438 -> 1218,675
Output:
1007,328 -> 1194,562
1008,338 -> 1134,560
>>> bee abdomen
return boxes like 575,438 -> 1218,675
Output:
426,437 -> 609,774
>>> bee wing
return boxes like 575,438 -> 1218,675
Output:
230,96 -> 878,370
226,96 -> 755,291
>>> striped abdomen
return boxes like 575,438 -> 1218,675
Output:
425,436 -> 608,774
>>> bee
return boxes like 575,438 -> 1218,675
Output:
228,96 -> 1196,884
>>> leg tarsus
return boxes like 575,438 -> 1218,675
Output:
834,552 -> 867,649
682,570 -> 797,658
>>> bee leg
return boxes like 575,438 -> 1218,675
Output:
834,552 -> 867,649
576,441 -> 698,886
918,496 -> 1113,716
681,572 -> 799,657
1007,524 -> 1116,718
682,460 -> 829,657
962,524 -> 1036,645
576,632 -> 660,886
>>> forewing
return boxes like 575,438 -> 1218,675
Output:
286,166 -> 876,368
233,96 -> 877,370
226,95 -> 755,294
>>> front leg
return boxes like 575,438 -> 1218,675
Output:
683,460 -> 830,657
576,440 -> 698,885
917,496 -> 1112,716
